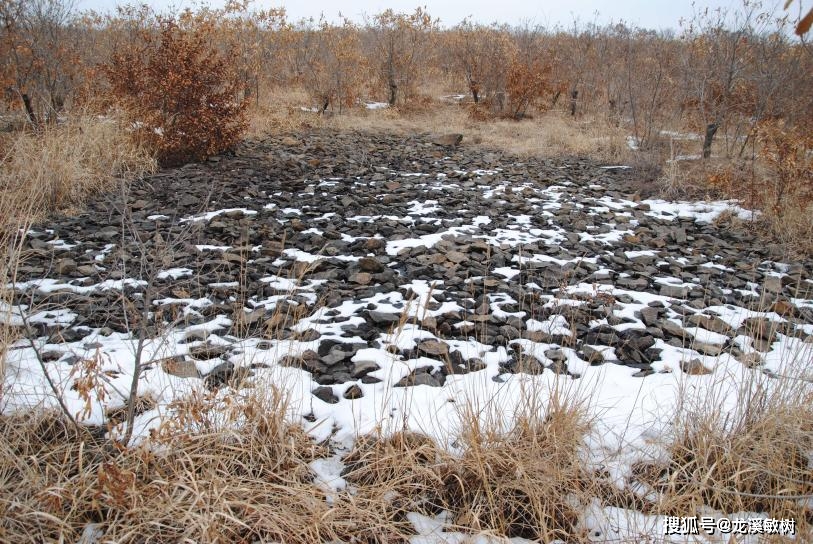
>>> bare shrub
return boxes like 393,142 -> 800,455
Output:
105,12 -> 249,166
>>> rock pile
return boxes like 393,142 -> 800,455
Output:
8,129 -> 813,405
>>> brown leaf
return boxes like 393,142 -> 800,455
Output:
797,8 -> 813,35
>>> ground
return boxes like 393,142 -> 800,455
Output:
2,129 -> 812,542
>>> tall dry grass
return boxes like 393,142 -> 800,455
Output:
0,389 -> 348,543
631,360 -> 813,540
0,114 -> 156,226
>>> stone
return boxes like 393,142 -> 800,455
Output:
686,314 -> 734,336
660,319 -> 687,338
352,360 -> 379,378
205,362 -> 253,389
396,371 -> 442,387
76,265 -> 98,276
321,345 -> 353,366
358,257 -> 385,273
55,258 -> 77,275
160,356 -> 200,378
763,276 -> 783,295
690,341 -> 724,357
364,238 -> 386,251
639,306 -> 660,327
368,310 -> 401,326
581,345 -> 605,364
660,284 -> 689,299
417,340 -> 449,357
681,359 -> 712,375
189,343 -> 230,360
741,317 -> 778,343
313,386 -> 338,404
350,272 -> 372,285
544,348 -> 566,362
343,384 -> 363,399
771,299 -> 799,318
432,133 -> 463,147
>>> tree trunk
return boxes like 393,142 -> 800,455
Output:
703,122 -> 719,159
388,82 -> 397,106
570,89 -> 578,117
22,94 -> 38,128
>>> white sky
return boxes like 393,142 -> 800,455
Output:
75,0 -> 806,30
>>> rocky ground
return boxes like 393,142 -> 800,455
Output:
5,129 -> 813,432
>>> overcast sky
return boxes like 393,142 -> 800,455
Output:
74,0 -> 805,30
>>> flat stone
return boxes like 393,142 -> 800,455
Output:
660,319 -> 687,338
352,360 -> 380,378
368,310 -> 401,325
432,133 -> 463,147
691,341 -> 724,356
313,386 -> 338,404
343,384 -> 363,399
681,359 -> 712,375
350,272 -> 372,285
160,357 -> 200,378
660,284 -> 690,299
763,276 -> 783,295
639,306 -> 660,327
417,340 -> 449,357
686,314 -> 734,336
581,345 -> 605,364
55,258 -> 77,275
358,257 -> 385,273
741,317 -> 779,343
544,348 -> 566,362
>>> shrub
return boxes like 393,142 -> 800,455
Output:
105,15 -> 248,166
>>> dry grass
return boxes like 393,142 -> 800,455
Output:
329,106 -> 632,162
0,114 -> 156,228
0,382 -> 595,542
0,388 -> 392,543
341,386 -> 594,542
444,390 -> 592,541
246,86 -> 632,162
633,368 -> 813,539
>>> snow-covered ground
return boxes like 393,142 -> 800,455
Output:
2,146 -> 811,541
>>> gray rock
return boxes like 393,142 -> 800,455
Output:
55,258 -> 77,275
313,386 -> 339,404
352,360 -> 380,378
432,133 -> 463,147
417,340 -> 449,357
368,310 -> 401,326
358,257 -> 385,273
343,384 -> 363,399
660,284 -> 690,299
639,306 -> 660,327
544,348 -> 566,362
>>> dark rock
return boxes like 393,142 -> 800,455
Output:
313,386 -> 339,404
432,133 -> 463,147
343,384 -> 363,399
